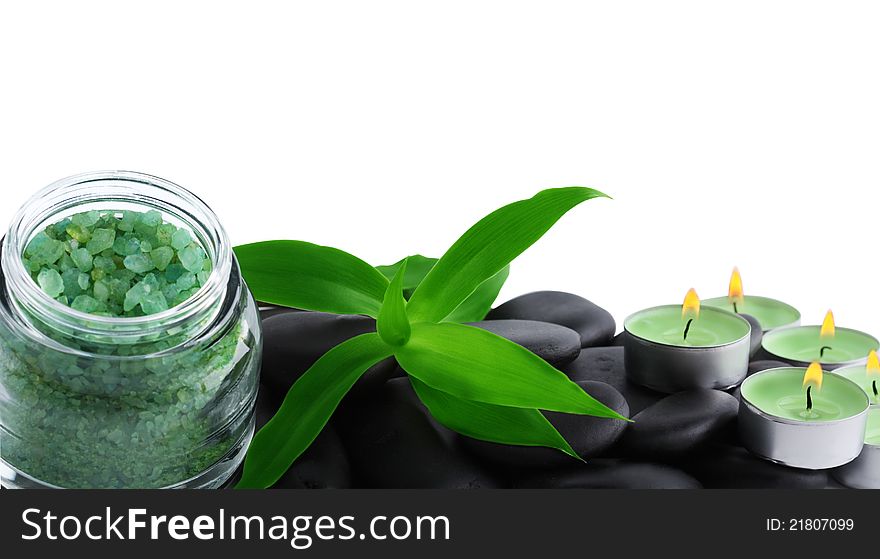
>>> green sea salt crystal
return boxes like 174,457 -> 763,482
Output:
150,246 -> 174,271
71,247 -> 94,272
171,228 -> 192,251
124,253 -> 154,274
179,245 -> 205,273
23,209 -> 210,318
86,228 -> 116,255
156,223 -> 176,246
71,294 -> 100,313
37,268 -> 64,297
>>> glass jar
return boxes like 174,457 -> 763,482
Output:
0,171 -> 262,488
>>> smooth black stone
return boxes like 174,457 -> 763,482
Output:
260,311 -> 397,396
259,305 -> 305,320
461,381 -> 629,468
512,460 -> 702,489
561,346 -> 665,415
254,384 -> 353,489
748,359 -> 791,376
336,379 -> 499,489
618,389 -> 739,459
487,291 -> 615,348
740,313 -> 763,358
679,444 -> 829,489
467,320 -> 581,366
610,332 -> 625,346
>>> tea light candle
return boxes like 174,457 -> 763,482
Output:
761,310 -> 879,369
702,268 -> 800,331
624,289 -> 751,393
830,351 -> 880,406
739,365 -> 870,470
831,353 -> 880,488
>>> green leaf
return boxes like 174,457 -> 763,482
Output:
236,333 -> 392,489
395,322 -> 627,419
235,240 -> 389,317
377,259 -> 410,346
377,255 -> 510,322
406,187 -> 608,322
410,377 -> 580,459
444,265 -> 509,323
376,254 -> 437,299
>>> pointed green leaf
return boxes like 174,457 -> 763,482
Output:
410,377 -> 580,459
236,333 -> 392,489
377,255 -> 510,322
395,322 -> 627,419
444,265 -> 509,323
406,187 -> 608,322
235,240 -> 390,317
377,259 -> 410,346
376,254 -> 438,299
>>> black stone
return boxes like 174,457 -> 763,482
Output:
618,389 -> 739,459
740,313 -> 763,358
487,291 -> 615,348
561,346 -> 665,415
610,332 -> 625,346
336,378 -> 499,488
512,460 -> 702,489
467,320 -> 581,366
461,381 -> 629,468
254,384 -> 353,489
679,444 -> 829,489
748,360 -> 790,376
260,311 -> 397,396
259,305 -> 305,321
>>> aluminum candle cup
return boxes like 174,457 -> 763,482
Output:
761,326 -> 879,370
739,368 -> 870,470
624,305 -> 751,393
702,295 -> 800,332
831,408 -> 880,489
831,365 -> 880,488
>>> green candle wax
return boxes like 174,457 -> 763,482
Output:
702,295 -> 800,331
741,367 -> 869,422
832,364 -> 880,407
625,305 -> 749,347
866,408 -> 880,446
762,326 -> 879,366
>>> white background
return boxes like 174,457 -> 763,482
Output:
2,1 -> 878,335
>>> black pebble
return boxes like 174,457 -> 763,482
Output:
487,291 -> 615,348
336,379 -> 499,488
747,360 -> 791,376
617,389 -> 739,460
561,346 -> 665,415
467,320 -> 581,366
254,384 -> 353,489
259,305 -> 304,321
679,444 -> 829,489
739,313 -> 763,358
461,381 -> 629,468
260,311 -> 397,396
512,460 -> 702,489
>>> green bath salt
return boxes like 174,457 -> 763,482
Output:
1,185 -> 261,490
23,209 -> 212,317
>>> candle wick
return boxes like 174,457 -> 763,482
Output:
819,345 -> 832,359
683,318 -> 694,341
873,380 -> 878,398
732,302 -> 738,314
806,385 -> 813,411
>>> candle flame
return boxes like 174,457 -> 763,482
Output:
682,288 -> 700,320
728,267 -> 744,306
867,350 -> 880,378
803,362 -> 824,391
820,310 -> 835,339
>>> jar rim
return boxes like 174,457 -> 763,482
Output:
1,171 -> 232,341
